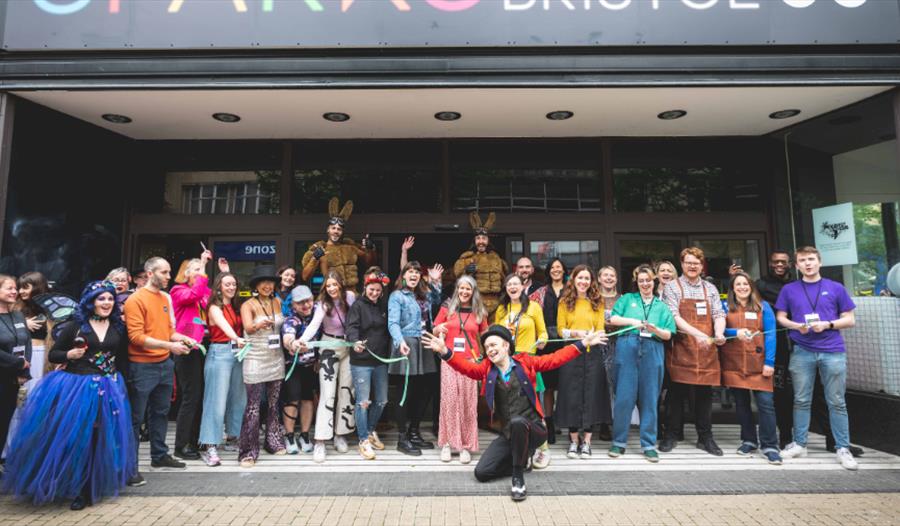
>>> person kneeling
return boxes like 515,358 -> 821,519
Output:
422,324 -> 607,502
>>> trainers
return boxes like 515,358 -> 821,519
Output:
201,446 -> 221,467
460,449 -> 472,464
285,433 -> 299,455
359,440 -> 376,460
566,441 -> 579,459
333,434 -> 349,454
764,451 -> 783,465
781,442 -> 808,459
511,473 -> 527,502
151,455 -> 186,469
580,443 -> 592,459
313,442 -> 327,463
643,449 -> 660,463
836,447 -> 859,471
608,446 -> 625,458
737,443 -> 758,456
298,433 -> 313,453
369,431 -> 385,451
532,448 -> 550,469
440,444 -> 452,463
126,473 -> 146,487
222,437 -> 239,452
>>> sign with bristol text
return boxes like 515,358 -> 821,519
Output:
3,0 -> 899,51
812,202 -> 858,267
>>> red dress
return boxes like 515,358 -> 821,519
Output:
433,306 -> 487,452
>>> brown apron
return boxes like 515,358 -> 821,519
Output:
720,305 -> 773,392
667,280 -> 720,386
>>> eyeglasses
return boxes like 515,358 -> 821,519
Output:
771,260 -> 790,266
683,262 -> 702,267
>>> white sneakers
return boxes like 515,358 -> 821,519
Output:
532,448 -> 551,469
836,447 -> 859,471
780,442 -> 808,459
460,449 -> 472,464
440,445 -> 452,463
440,444 -> 474,464
313,442 -> 327,463
359,440 -> 376,460
333,434 -> 349,453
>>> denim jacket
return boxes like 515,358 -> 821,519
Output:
387,284 -> 442,348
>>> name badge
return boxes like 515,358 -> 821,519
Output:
804,313 -> 821,325
453,337 -> 466,353
12,345 -> 25,358
696,302 -> 708,316
13,323 -> 24,329
267,334 -> 281,350
744,312 -> 758,320
640,330 -> 653,338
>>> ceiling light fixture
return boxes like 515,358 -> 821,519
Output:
101,113 -> 132,124
212,112 -> 241,123
323,112 -> 350,122
434,111 -> 462,121
546,111 -> 574,121
657,110 -> 687,120
769,109 -> 802,120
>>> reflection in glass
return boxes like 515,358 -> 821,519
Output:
165,171 -> 280,215
529,241 -> 600,281
692,239 -> 761,291
453,168 -> 601,212
618,239 -> 683,278
613,166 -> 762,213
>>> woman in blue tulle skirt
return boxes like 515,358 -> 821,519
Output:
1,281 -> 135,510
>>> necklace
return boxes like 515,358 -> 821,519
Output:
90,314 -> 109,322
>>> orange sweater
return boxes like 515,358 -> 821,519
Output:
124,287 -> 175,363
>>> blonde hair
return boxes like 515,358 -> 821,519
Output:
174,258 -> 202,285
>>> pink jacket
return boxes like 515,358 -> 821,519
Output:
170,274 -> 211,341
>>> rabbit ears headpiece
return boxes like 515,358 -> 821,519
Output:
327,197 -> 353,227
469,212 -> 496,236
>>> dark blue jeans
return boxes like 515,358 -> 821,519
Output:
732,388 -> 778,453
611,333 -> 665,451
128,358 -> 175,462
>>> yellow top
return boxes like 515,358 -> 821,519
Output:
557,297 -> 605,335
494,301 -> 548,355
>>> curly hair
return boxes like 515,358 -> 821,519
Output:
560,264 -> 603,312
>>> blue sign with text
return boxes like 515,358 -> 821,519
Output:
213,241 -> 276,262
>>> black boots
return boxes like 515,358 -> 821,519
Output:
546,417 -> 556,445
397,432 -> 422,456
511,468 -> 527,501
408,427 -> 434,449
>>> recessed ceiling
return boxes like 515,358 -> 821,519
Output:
12,86 -> 891,140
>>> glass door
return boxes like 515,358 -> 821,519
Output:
615,235 -> 686,281
689,234 -> 766,292
210,237 -> 278,299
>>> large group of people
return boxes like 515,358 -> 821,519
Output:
0,200 -> 863,507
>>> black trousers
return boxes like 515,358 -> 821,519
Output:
174,350 -> 204,449
474,417 -> 547,482
394,373 -> 436,434
665,382 -> 713,441
0,377 -> 19,458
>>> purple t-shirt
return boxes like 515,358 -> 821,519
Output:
774,278 -> 856,353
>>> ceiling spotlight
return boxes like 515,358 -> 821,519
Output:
434,111 -> 462,121
546,111 -> 574,121
101,113 -> 132,124
323,112 -> 350,122
657,110 -> 687,120
212,112 -> 241,123
769,109 -> 801,120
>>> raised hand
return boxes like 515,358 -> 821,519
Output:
401,236 -> 415,252
421,331 -> 447,355
217,257 -> 230,273
581,330 -> 609,348
428,264 -> 444,282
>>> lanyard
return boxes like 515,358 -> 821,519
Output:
640,295 -> 656,322
456,310 -> 477,357
801,280 -> 822,313
255,297 -> 276,333
506,304 -> 524,344
0,313 -> 19,348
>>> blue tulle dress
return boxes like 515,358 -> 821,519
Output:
1,320 -> 135,505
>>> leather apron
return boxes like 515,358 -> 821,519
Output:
667,280 -> 720,386
720,305 -> 772,392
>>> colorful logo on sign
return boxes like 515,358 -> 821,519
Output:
32,0 -> 870,15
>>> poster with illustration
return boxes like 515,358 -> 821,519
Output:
813,202 -> 858,266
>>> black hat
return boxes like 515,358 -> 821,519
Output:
248,265 -> 278,290
480,324 -> 513,347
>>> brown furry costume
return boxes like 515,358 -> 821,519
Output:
300,198 -> 374,291
453,212 -> 508,314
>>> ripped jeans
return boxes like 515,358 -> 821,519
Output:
350,363 -> 388,443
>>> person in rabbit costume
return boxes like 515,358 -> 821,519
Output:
453,212 -> 509,316
301,198 -> 377,292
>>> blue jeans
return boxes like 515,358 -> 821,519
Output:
199,343 -> 247,446
351,364 -> 388,442
611,334 -> 664,451
732,388 -> 778,453
128,358 -> 175,462
789,346 -> 850,449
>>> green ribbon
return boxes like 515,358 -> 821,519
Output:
195,343 -> 207,356
526,325 -> 636,354
366,348 -> 410,407
234,343 -> 253,362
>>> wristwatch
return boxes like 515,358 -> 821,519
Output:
828,321 -> 835,330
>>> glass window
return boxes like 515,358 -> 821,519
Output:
618,239 -> 683,278
612,140 -> 764,213
692,238 -> 761,292
451,141 -> 602,213
848,202 -> 900,296
212,240 -> 278,298
529,240 -> 600,281
176,177 -> 278,215
292,141 -> 442,214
